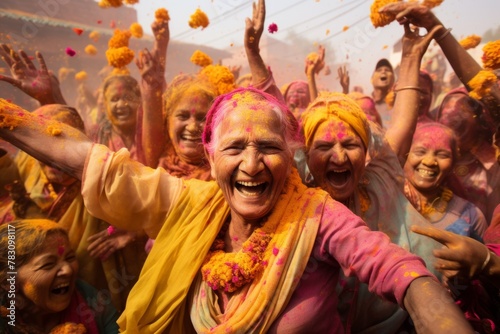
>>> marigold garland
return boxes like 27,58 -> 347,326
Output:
200,65 -> 236,96
189,8 -> 210,29
459,35 -> 482,50
155,8 -> 170,21
190,50 -> 213,67
84,44 -> 97,55
482,40 -> 500,70
370,0 -> 399,28
385,89 -> 395,110
467,70 -> 497,100
420,187 -> 453,218
201,224 -> 272,292
130,22 -> 143,38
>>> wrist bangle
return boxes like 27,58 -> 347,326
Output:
394,86 -> 424,93
107,225 -> 117,236
481,248 -> 492,271
435,27 -> 452,42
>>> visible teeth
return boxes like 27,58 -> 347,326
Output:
331,169 -> 347,173
417,169 -> 436,176
53,283 -> 69,289
237,181 -> 264,187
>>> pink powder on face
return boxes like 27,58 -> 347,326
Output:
58,245 -> 65,256
273,247 -> 279,255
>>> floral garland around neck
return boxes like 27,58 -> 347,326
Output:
201,221 -> 273,293
420,187 -> 454,219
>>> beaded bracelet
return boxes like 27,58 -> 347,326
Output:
481,248 -> 492,271
393,86 -> 424,93
435,27 -> 452,43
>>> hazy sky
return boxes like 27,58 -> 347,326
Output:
132,0 -> 500,91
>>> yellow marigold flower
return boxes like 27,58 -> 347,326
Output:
482,40 -> 500,70
124,0 -> 139,4
75,71 -> 88,82
89,30 -> 100,42
155,8 -> 170,22
112,67 -> 130,76
98,0 -> 122,8
200,65 -> 235,96
108,29 -> 132,48
370,0 -> 399,28
84,44 -> 98,55
58,67 -> 75,82
130,22 -> 143,38
422,0 -> 444,8
189,8 -> 210,30
105,47 -> 135,68
468,70 -> 497,100
190,50 -> 213,67
459,35 -> 481,50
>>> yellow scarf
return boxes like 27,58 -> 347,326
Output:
118,169 -> 326,333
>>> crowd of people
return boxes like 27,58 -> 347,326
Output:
0,0 -> 499,333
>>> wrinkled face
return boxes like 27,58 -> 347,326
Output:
17,233 -> 78,315
418,76 -> 433,116
208,105 -> 292,224
104,80 -> 140,130
168,93 -> 212,164
307,117 -> 366,203
371,66 -> 394,89
286,82 -> 310,111
39,164 -> 76,187
404,127 -> 454,196
438,95 -> 478,152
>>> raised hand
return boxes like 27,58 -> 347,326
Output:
87,227 -> 138,261
136,48 -> 164,88
337,65 -> 350,94
0,44 -> 66,105
245,0 -> 265,54
379,2 -> 443,32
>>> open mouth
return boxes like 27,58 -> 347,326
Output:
417,168 -> 437,178
180,134 -> 201,143
326,169 -> 351,187
235,181 -> 268,197
51,283 -> 70,295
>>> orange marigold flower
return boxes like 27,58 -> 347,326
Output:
124,0 -> 139,4
370,0 -> 399,28
98,0 -> 122,8
342,26 -> 349,32
108,29 -> 131,48
189,8 -> 210,30
84,44 -> 98,55
326,29 -> 330,35
200,65 -> 235,96
105,47 -> 135,68
49,322 -> 86,334
482,40 -> 500,70
75,71 -> 87,82
468,70 -> 497,100
459,35 -> 481,50
130,22 -> 143,38
422,0 -> 444,8
190,50 -> 213,67
155,8 -> 170,22
89,30 -> 100,42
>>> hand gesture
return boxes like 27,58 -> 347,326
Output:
0,44 -> 63,104
151,19 -> 169,71
305,45 -> 325,77
87,227 -> 137,261
135,48 -> 164,89
400,22 -> 443,62
379,2 -> 443,32
337,65 -> 350,94
411,225 -> 491,283
245,0 -> 265,54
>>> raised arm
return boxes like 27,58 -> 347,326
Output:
384,22 -> 442,157
381,2 -> 500,122
0,44 -> 67,105
337,65 -> 350,95
245,0 -> 268,86
0,99 -> 90,179
136,18 -> 169,168
305,45 -> 325,101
